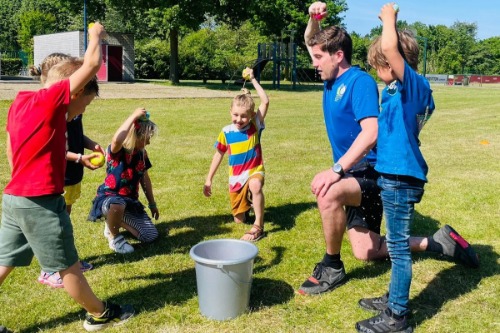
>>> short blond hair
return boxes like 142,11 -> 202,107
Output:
368,30 -> 420,71
45,58 -> 99,96
231,88 -> 255,114
30,53 -> 74,84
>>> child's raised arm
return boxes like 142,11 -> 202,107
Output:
244,68 -> 269,122
379,3 -> 404,81
110,108 -> 148,153
69,22 -> 106,95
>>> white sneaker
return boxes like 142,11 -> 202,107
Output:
109,235 -> 134,254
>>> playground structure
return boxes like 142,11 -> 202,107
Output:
236,42 -> 300,89
255,42 -> 298,89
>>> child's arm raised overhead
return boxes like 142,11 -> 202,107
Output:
110,108 -> 148,153
69,22 -> 106,95
247,68 -> 269,122
379,3 -> 404,81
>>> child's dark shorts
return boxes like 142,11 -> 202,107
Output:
345,164 -> 382,234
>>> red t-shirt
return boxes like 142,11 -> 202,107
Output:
5,80 -> 70,196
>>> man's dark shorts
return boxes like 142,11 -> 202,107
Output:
345,164 -> 382,234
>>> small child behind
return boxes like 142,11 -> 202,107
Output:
88,108 -> 160,254
203,67 -> 270,241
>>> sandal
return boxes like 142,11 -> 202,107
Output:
37,271 -> 64,288
241,224 -> 264,242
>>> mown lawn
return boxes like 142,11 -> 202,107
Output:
0,83 -> 498,332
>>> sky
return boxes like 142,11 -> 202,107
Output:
341,0 -> 498,40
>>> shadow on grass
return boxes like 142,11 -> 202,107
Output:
84,201 -> 316,268
410,244 -> 498,327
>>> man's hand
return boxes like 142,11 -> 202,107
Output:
311,168 -> 342,197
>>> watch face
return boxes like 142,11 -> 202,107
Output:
334,164 -> 342,172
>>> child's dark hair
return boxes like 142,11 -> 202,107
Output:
368,30 -> 420,71
45,58 -> 99,96
308,26 -> 353,64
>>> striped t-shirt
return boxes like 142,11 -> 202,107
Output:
215,117 -> 265,192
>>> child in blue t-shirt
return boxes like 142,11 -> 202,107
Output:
356,4 -> 435,333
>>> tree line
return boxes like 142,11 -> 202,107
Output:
1,0 -> 498,82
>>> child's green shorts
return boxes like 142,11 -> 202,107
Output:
0,194 -> 79,272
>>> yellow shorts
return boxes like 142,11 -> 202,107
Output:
63,182 -> 82,206
229,174 -> 264,217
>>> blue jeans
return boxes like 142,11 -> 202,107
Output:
378,174 -> 425,316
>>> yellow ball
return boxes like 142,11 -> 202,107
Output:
242,69 -> 251,81
90,152 -> 105,167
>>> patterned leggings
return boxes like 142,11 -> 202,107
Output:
102,196 -> 158,243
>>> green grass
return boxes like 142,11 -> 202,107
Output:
0,84 -> 498,332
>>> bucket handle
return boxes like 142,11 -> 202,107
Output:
218,265 -> 253,285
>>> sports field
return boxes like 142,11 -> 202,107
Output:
0,82 -> 498,332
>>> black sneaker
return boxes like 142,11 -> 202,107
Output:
83,302 -> 135,331
297,262 -> 346,295
432,225 -> 480,268
356,308 -> 413,333
359,292 -> 389,312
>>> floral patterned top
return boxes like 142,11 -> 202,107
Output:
99,145 -> 152,200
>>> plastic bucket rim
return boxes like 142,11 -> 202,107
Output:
190,238 -> 259,266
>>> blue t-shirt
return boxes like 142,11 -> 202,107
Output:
323,66 -> 379,166
375,62 -> 435,181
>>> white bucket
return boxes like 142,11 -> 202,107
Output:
190,239 -> 259,320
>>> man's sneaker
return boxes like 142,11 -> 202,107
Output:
359,292 -> 389,312
356,308 -> 413,333
432,225 -> 479,268
37,271 -> 64,288
83,302 -> 135,331
297,262 -> 346,295
109,234 -> 134,254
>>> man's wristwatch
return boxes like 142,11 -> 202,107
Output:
332,163 -> 345,177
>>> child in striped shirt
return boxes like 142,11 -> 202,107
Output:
203,68 -> 269,241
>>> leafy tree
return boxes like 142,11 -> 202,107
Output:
18,10 -> 57,62
468,37 -> 500,75
0,0 -> 22,52
106,0 -> 211,83
135,38 -> 170,79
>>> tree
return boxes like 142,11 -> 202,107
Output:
0,0 -> 22,52
106,0 -> 212,84
18,10 -> 57,61
468,37 -> 500,75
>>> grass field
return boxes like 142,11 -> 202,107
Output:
0,83 -> 498,332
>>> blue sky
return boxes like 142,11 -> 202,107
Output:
341,0 -> 498,40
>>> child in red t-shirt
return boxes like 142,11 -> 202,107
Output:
0,23 -> 135,332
